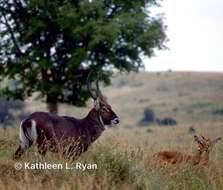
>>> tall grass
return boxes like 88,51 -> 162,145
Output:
0,125 -> 223,190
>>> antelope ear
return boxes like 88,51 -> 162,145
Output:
194,135 -> 203,145
94,98 -> 100,111
212,137 -> 221,144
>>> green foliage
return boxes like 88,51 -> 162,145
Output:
0,0 -> 166,107
84,145 -> 132,182
166,169 -> 211,190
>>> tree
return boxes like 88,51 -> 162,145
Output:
0,0 -> 167,113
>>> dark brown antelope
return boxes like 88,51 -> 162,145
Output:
14,75 -> 119,160
153,135 -> 221,166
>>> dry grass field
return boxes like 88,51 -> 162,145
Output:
0,71 -> 223,190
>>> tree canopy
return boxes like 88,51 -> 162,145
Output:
0,0 -> 167,112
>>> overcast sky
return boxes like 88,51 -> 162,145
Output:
145,0 -> 223,72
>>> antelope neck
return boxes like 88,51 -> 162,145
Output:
192,149 -> 203,165
86,109 -> 104,129
97,111 -> 105,127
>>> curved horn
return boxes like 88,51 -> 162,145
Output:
96,76 -> 103,98
87,70 -> 97,100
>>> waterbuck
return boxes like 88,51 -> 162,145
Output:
153,135 -> 221,166
14,77 -> 119,160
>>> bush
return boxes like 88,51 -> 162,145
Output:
212,108 -> 223,116
0,96 -> 26,127
85,146 -> 132,184
159,117 -> 177,126
166,170 -> 209,190
139,108 -> 156,126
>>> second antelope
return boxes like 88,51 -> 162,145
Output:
153,135 -> 221,166
14,75 -> 119,160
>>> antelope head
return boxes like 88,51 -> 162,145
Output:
87,73 -> 119,127
194,135 -> 221,153
194,135 -> 221,164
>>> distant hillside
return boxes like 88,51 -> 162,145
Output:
2,72 -> 223,128
107,72 -> 223,127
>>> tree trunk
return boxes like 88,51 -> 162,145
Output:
46,96 -> 58,113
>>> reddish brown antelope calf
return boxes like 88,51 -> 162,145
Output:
153,135 -> 221,166
14,77 -> 119,160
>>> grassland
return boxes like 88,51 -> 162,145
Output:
0,71 -> 223,190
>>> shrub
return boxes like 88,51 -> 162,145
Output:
84,145 -> 133,185
212,108 -> 223,116
0,96 -> 26,128
139,108 -> 156,126
159,117 -> 177,126
166,170 -> 209,190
